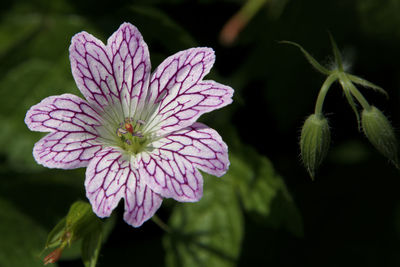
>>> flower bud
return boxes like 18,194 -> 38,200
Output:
43,201 -> 103,265
361,106 -> 399,166
300,114 -> 331,179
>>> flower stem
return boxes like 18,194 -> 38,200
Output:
314,73 -> 338,116
151,215 -> 171,233
348,82 -> 371,111
339,73 -> 371,111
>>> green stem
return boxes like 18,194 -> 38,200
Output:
339,73 -> 371,111
348,83 -> 371,111
314,73 -> 338,115
151,215 -> 171,233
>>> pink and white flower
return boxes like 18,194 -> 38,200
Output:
25,22 -> 233,227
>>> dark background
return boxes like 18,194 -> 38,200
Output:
1,0 -> 400,266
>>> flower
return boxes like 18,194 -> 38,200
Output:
25,22 -> 234,227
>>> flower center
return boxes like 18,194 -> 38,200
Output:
115,117 -> 151,155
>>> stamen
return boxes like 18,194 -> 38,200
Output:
115,117 -> 152,155
133,131 -> 143,138
117,127 -> 128,137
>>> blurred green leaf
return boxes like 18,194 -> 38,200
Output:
130,5 -> 197,65
0,13 -> 42,58
81,229 -> 103,267
0,197 -> 49,267
357,0 -> 400,40
329,140 -> 371,165
0,13 -> 93,171
0,168 -> 84,229
164,174 -> 243,267
230,147 -> 303,237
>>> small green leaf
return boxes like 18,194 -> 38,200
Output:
164,174 -> 243,267
279,40 -> 331,75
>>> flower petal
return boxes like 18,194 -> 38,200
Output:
85,147 -> 162,227
143,48 -> 233,135
25,94 -> 101,134
33,132 -> 102,169
69,22 -> 151,118
123,173 -> 163,227
138,122 -> 229,202
25,93 -> 102,169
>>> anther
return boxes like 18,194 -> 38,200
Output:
133,131 -> 143,138
117,127 -> 128,137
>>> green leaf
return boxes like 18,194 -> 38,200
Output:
0,198 -> 49,267
229,147 -> 303,237
0,14 -> 91,171
164,174 -> 243,267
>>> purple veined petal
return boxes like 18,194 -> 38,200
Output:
138,122 -> 230,202
123,171 -> 163,227
69,22 -> 151,118
25,93 -> 103,169
85,147 -> 162,227
25,93 -> 101,134
143,47 -> 234,135
33,132 -> 102,169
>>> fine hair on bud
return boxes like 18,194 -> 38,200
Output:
300,113 -> 331,179
361,106 -> 399,167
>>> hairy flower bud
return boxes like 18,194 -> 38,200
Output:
361,106 -> 399,166
300,114 -> 331,179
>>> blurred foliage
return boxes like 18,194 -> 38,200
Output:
0,198 -> 47,267
1,0 -> 400,266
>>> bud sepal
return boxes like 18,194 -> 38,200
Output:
300,114 -> 331,179
361,106 -> 399,167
